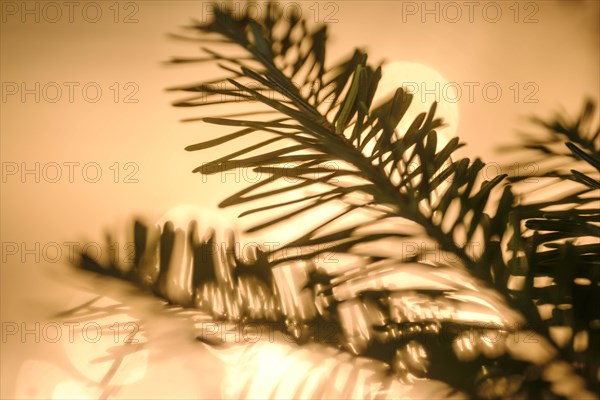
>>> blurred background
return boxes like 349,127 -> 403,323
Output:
1,0 -> 599,398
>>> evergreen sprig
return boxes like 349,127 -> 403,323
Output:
74,2 -> 598,399
169,4 -> 512,290
160,2 -> 600,398
164,2 -> 524,398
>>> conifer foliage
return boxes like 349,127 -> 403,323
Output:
78,3 -> 599,399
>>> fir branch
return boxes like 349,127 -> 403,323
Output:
166,3 -> 579,398
172,4 -> 513,292
73,3 -> 598,399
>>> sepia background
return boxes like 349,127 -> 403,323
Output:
1,0 -> 599,398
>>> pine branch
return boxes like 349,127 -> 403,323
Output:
165,3 -> 590,398
172,4 -> 513,290
71,3 -> 598,399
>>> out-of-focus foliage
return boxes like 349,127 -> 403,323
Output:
507,99 -> 600,395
